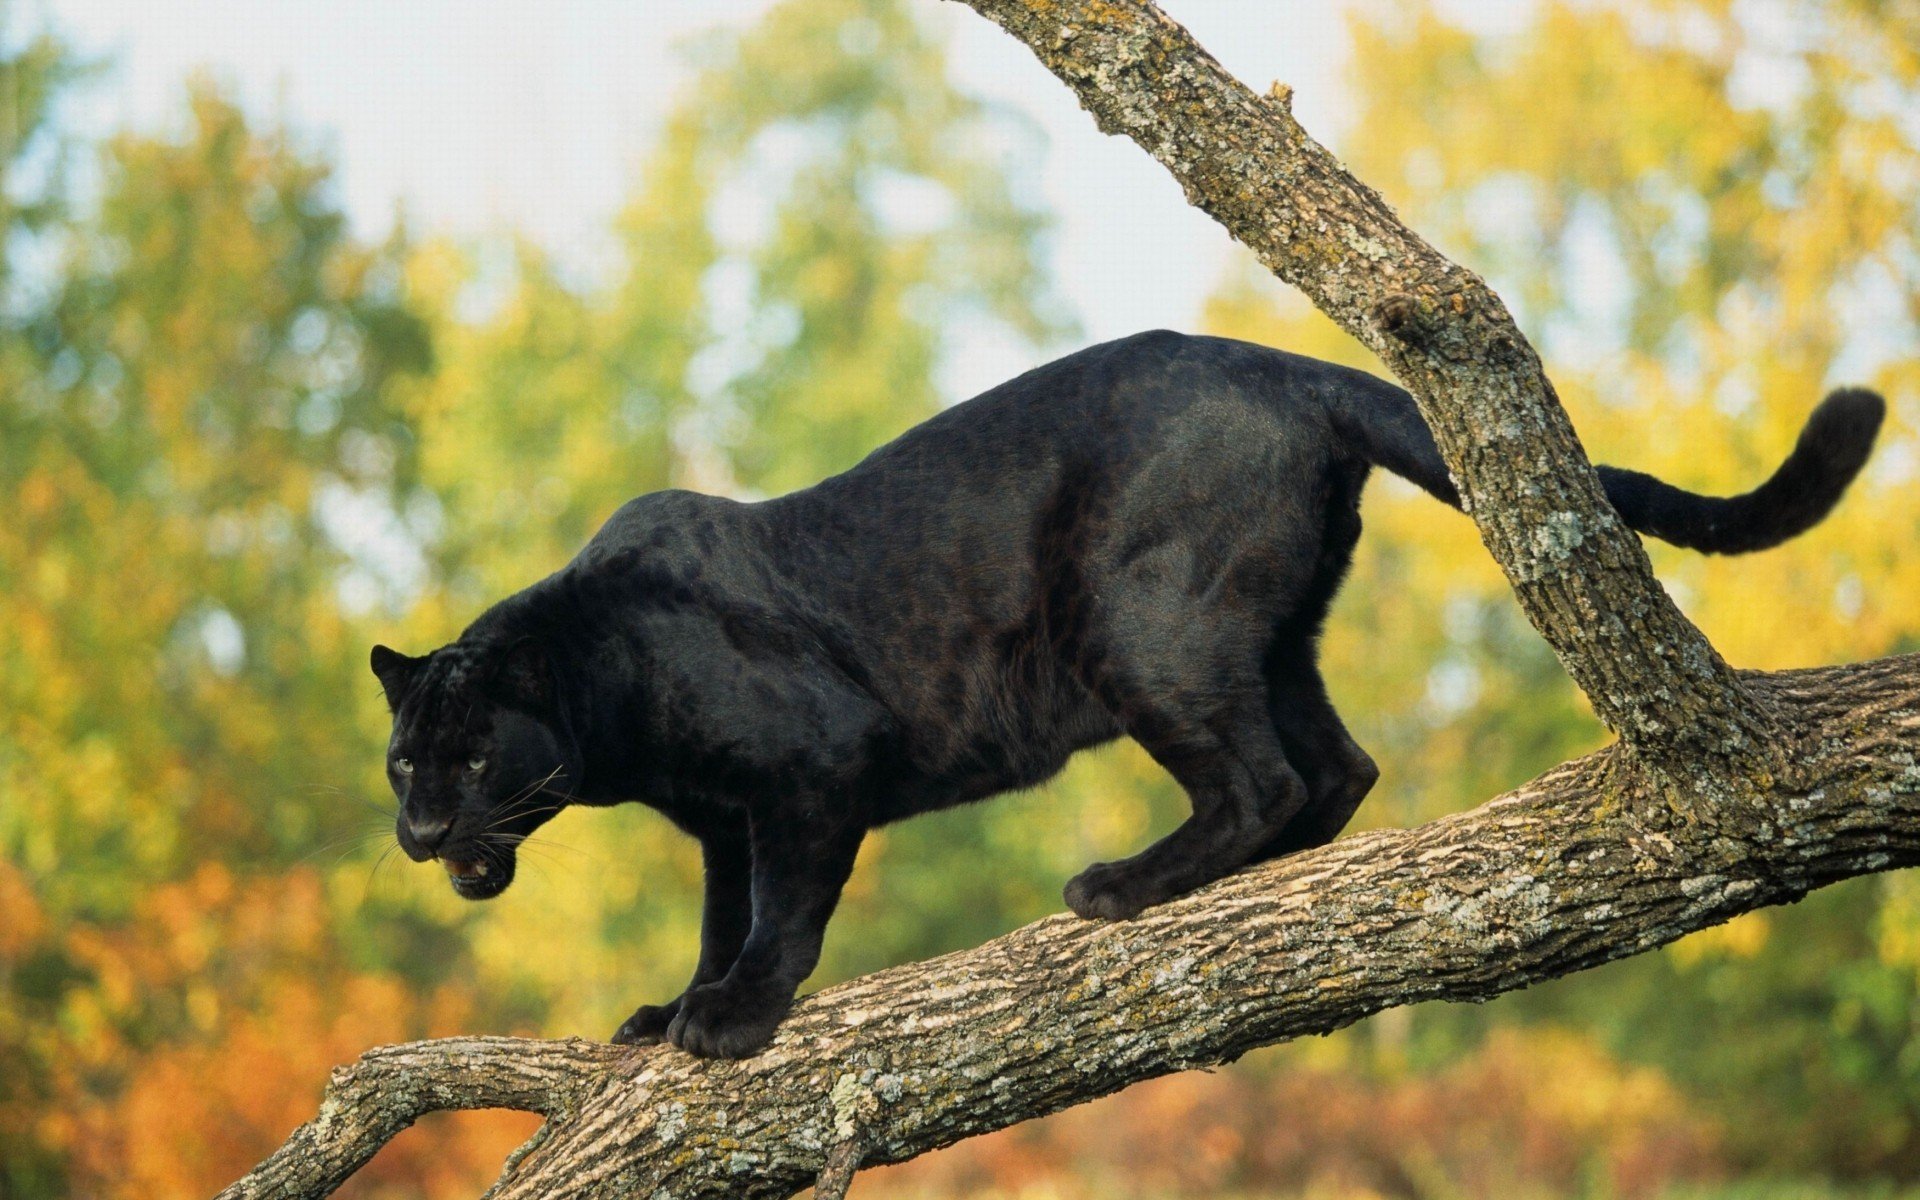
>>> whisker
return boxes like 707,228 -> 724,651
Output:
478,803 -> 566,835
325,839 -> 393,873
474,767 -> 570,833
517,835 -> 590,857
288,781 -> 396,823
359,842 -> 402,907
296,825 -> 384,856
335,845 -> 383,872
499,839 -> 572,882
481,788 -> 552,825
479,776 -> 550,822
519,835 -> 604,869
508,849 -> 556,888
295,815 -> 396,859
298,827 -> 397,869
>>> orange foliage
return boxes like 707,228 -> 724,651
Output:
8,863 -> 533,1199
861,1030 -> 1724,1199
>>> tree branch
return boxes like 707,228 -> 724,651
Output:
224,656 -> 1920,1200
216,1038 -> 626,1200
945,0 -> 1780,782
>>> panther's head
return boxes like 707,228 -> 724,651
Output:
370,638 -> 576,899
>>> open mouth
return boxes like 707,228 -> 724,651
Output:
440,851 -> 512,899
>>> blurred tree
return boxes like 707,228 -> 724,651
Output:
0,70 -> 519,1196
0,29 -> 94,1196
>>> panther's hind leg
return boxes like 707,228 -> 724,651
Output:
1257,638 -> 1378,859
1064,685 -> 1313,920
1058,452 -> 1364,919
1255,460 -> 1375,859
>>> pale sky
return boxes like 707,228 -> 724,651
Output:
39,0 -> 1530,396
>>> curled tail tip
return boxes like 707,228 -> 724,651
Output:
1809,386 -> 1886,450
1793,386 -> 1885,494
1711,385 -> 1885,553
1600,386 -> 1884,556
1819,384 -> 1886,416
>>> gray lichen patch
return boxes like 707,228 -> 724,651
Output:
1519,511 -> 1587,577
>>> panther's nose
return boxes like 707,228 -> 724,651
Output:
407,814 -> 453,853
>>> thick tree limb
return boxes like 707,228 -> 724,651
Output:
947,0 -> 1780,782
222,657 -> 1920,1200
221,3 -> 1917,1196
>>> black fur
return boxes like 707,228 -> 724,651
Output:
1595,388 -> 1883,553
371,331 -> 1881,1057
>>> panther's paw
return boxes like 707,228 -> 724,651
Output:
666,981 -> 789,1059
1064,860 -> 1161,921
611,998 -> 682,1046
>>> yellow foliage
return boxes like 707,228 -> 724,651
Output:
1670,911 -> 1773,966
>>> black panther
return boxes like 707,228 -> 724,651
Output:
370,331 -> 1883,1058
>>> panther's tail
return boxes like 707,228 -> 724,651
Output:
1334,371 -> 1884,555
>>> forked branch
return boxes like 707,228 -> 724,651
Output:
218,1038 -> 624,1200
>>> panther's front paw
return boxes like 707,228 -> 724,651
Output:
611,998 -> 682,1046
1064,860 -> 1160,921
666,980 -> 790,1059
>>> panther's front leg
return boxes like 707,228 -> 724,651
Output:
665,805 -> 865,1058
612,829 -> 751,1045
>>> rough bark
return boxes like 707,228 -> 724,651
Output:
218,1 -> 1913,1197
221,657 -> 1920,1200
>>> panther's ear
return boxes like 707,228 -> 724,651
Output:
492,638 -> 552,712
370,644 -> 425,710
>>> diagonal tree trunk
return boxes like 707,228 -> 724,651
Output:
218,2 -> 1917,1197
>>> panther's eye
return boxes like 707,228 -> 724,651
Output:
467,756 -> 487,773
394,758 -> 414,775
